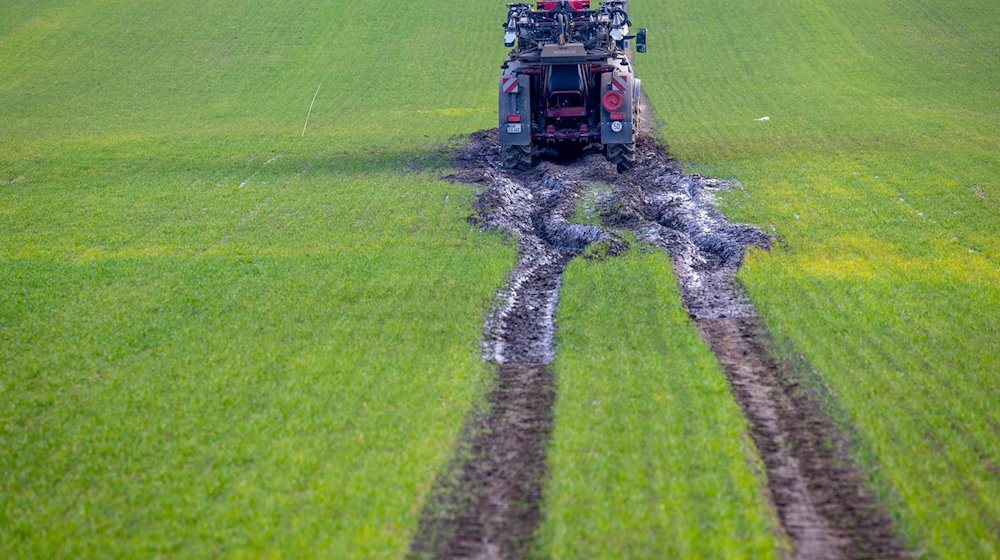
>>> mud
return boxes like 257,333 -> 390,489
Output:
409,364 -> 554,560
698,318 -> 907,559
410,130 -> 619,558
595,137 -> 908,559
457,130 -> 622,366
411,129 -> 908,559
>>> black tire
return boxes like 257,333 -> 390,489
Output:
606,142 -> 636,173
502,144 -> 532,170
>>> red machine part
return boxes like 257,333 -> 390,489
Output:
537,1 -> 590,10
602,90 -> 625,112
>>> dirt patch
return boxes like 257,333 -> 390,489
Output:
698,318 -> 907,559
412,129 -> 908,559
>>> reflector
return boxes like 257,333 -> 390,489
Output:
602,90 -> 624,112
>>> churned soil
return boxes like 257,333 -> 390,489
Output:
410,129 -> 908,560
410,130 -> 619,559
596,135 -> 908,560
409,364 -> 555,560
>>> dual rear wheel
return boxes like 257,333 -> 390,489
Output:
502,144 -> 532,170
501,142 -> 635,173
606,142 -> 636,172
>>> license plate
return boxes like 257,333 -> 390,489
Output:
506,123 -> 523,134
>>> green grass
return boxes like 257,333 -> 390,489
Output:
633,0 -> 999,556
539,248 -> 783,559
0,1 -> 515,557
0,167 -> 510,558
3,0 -> 997,556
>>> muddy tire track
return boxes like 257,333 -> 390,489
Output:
597,138 -> 909,560
409,364 -> 555,559
412,130 -> 908,559
410,131 -> 620,559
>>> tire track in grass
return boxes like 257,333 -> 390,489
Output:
409,131 -> 621,559
597,137 -> 910,560
413,129 -> 908,559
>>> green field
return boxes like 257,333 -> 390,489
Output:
0,2 -> 515,557
634,0 -> 999,556
539,249 -> 783,558
1,0 -> 997,558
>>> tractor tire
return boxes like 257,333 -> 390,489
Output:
606,142 -> 636,173
502,144 -> 532,170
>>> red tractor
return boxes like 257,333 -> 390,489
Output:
499,1 -> 647,171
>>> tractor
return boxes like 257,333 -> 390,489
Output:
499,1 -> 647,171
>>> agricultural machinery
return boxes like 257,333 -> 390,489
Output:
499,1 -> 647,171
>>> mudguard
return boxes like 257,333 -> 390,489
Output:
600,71 -> 635,145
498,74 -> 532,146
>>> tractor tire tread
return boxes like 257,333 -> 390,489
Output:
502,145 -> 532,170
607,142 -> 636,173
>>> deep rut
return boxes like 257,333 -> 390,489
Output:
410,130 -> 908,559
408,364 -> 555,559
600,138 -> 908,560
410,134 -> 620,559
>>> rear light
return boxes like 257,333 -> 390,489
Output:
602,90 -> 625,112
579,124 -> 589,132
610,111 -> 625,121
507,114 -> 522,123
546,125 -> 556,134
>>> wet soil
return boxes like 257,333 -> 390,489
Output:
410,130 -> 620,559
599,137 -> 908,560
409,364 -> 554,560
410,129 -> 908,559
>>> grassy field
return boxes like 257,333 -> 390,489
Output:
539,248 -> 783,558
0,1 -> 517,557
633,0 -> 999,556
2,0 -> 997,557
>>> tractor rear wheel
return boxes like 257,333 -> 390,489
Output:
502,144 -> 532,170
606,143 -> 636,172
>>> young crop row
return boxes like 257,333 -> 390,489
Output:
0,1 -> 514,557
